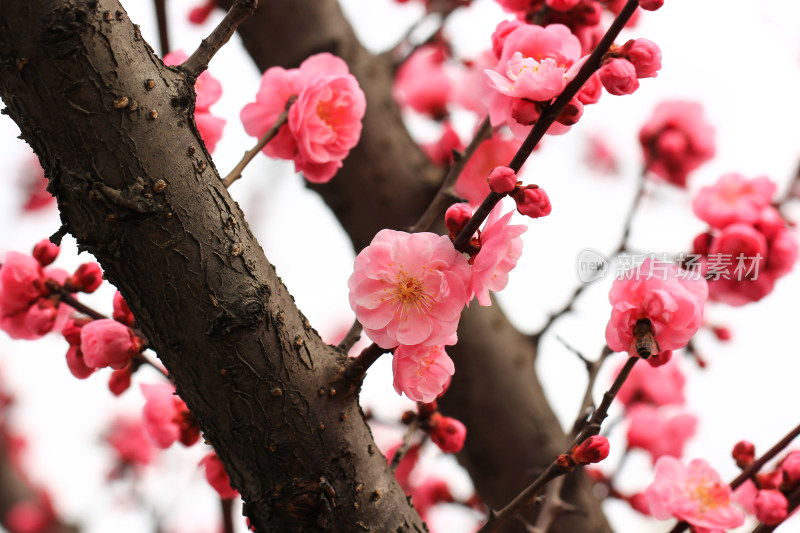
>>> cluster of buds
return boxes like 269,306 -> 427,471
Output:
599,38 -> 662,95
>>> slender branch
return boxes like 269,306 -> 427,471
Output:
408,117 -> 492,233
46,281 -> 107,320
667,420 -> 800,533
153,0 -> 170,55
346,343 -> 389,383
221,498 -> 234,533
390,417 -> 420,472
452,0 -> 641,252
569,345 -> 614,441
222,96 -> 295,188
477,356 -> 638,533
182,0 -> 258,80
336,319 -> 364,354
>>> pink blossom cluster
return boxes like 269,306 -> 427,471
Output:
163,51 -> 226,154
640,101 -> 716,187
691,173 -> 798,305
241,53 -> 366,183
731,445 -> 800,526
0,245 -> 75,340
394,44 -> 453,119
141,383 -> 201,449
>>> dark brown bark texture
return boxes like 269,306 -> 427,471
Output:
220,1 -> 613,532
0,1 -> 425,531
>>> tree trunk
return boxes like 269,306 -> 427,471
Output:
0,1 -> 425,531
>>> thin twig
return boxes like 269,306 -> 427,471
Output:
47,281 -> 106,320
221,498 -> 234,533
336,319 -> 364,354
222,96 -> 295,188
569,345 -> 614,441
153,0 -> 170,55
408,117 -> 493,233
477,356 -> 638,533
182,0 -> 257,80
390,417 -> 420,472
614,170 -> 648,256
346,343 -> 389,383
452,0 -> 641,253
667,420 -> 800,533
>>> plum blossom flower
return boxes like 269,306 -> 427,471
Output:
348,230 -> 471,348
693,173 -> 777,229
141,383 -> 201,449
626,405 -> 697,463
605,259 -> 708,355
241,53 -> 366,183
617,354 -> 686,408
470,205 -> 527,306
640,101 -> 715,187
200,452 -> 238,499
106,417 -> 155,469
393,44 -> 453,118
393,342 -> 455,403
486,52 -> 573,103
163,51 -> 225,153
646,457 -> 745,530
80,319 -> 142,369
598,58 -> 639,95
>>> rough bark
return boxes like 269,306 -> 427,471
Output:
221,1 -> 613,531
0,1 -> 425,531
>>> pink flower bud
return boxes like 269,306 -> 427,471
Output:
754,489 -> 788,525
68,263 -> 103,293
430,416 -> 466,453
141,383 -> 200,449
599,58 -> 639,96
108,366 -> 133,396
781,451 -> 800,486
188,0 -> 217,24
572,435 -> 610,464
112,291 -> 136,326
513,185 -> 552,219
555,98 -> 584,126
510,98 -> 541,126
732,440 -> 755,468
445,204 -> 473,238
65,345 -> 94,380
62,318 -> 88,346
80,319 -> 140,369
625,38 -> 662,79
200,452 -> 239,500
32,239 -> 59,267
638,0 -> 664,10
24,301 -> 58,337
491,19 -> 524,59
712,326 -> 732,342
487,166 -> 517,194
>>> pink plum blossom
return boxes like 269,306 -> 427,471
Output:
626,405 -> 697,463
80,319 -> 141,369
487,166 -> 517,194
605,259 -> 707,355
624,38 -> 662,78
640,101 -> 715,187
393,343 -> 455,403
693,173 -> 777,229
617,354 -> 686,408
513,185 -> 552,218
106,418 -> 154,469
455,135 -> 521,206
141,383 -> 201,449
393,45 -> 453,118
32,239 -> 59,267
485,23 -> 584,139
598,58 -> 639,95
241,53 -> 366,183
430,415 -> 467,453
348,230 -> 471,348
163,51 -> 225,153
200,452 -> 239,499
753,489 -> 788,525
646,457 -> 745,530
470,204 -> 527,306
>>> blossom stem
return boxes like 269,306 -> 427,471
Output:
477,356 -> 638,533
346,343 -> 389,383
453,0 -> 641,253
222,96 -> 296,188
182,0 -> 258,80
153,0 -> 170,55
221,497 -> 235,533
667,420 -> 800,533
408,117 -> 492,234
47,281 -> 107,321
390,417 -> 420,472
336,319 -> 364,354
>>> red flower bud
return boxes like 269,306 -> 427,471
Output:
732,440 -> 755,469
68,263 -> 103,293
487,166 -> 517,194
444,203 -> 473,239
513,185 -> 552,219
571,435 -> 610,465
32,239 -> 59,267
430,416 -> 466,453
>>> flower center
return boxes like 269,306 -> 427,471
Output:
689,479 -> 729,516
316,98 -> 346,129
384,268 -> 436,321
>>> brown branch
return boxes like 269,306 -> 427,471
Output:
221,498 -> 234,533
347,343 -> 389,384
452,0 -> 642,253
153,0 -> 169,55
182,0 -> 257,80
222,96 -> 295,188
408,117 -> 492,234
390,417 -> 420,472
336,319 -> 363,354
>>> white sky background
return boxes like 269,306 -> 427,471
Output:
1,0 -> 800,532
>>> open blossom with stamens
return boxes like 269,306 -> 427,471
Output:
348,230 -> 471,348
485,52 -> 573,103
470,204 -> 527,306
646,457 -> 745,530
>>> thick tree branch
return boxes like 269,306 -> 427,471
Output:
0,1 -> 424,530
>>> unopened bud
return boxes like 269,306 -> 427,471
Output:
511,98 -> 541,126
732,440 -> 755,469
638,0 -> 664,11
781,451 -> 800,486
445,203 -> 473,238
68,263 -> 103,293
487,166 -> 517,194
555,98 -> 584,126
571,435 -> 610,465
754,489 -> 788,525
32,239 -> 59,267
513,185 -> 551,219
430,416 -> 466,454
